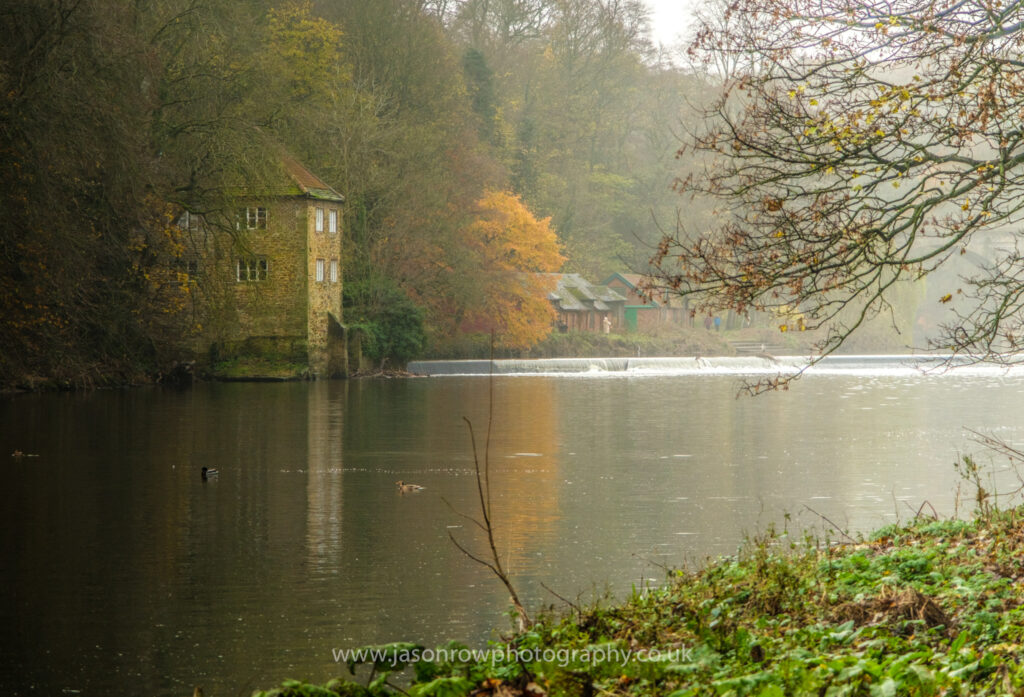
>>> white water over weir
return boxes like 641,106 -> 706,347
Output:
407,354 -> 1002,377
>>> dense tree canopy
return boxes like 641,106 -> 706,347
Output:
310,0 -> 700,351
1,0 -> 707,384
0,0 -> 331,384
648,0 -> 1024,383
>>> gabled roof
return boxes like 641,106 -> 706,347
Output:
281,154 -> 345,203
602,272 -> 645,288
602,271 -> 664,308
544,273 -> 626,313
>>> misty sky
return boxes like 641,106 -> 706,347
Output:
645,0 -> 699,47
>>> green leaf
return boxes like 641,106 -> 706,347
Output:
950,630 -> 969,654
948,660 -> 979,679
409,676 -> 474,697
908,664 -> 936,694
869,678 -> 897,697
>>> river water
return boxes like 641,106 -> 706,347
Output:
3,357 -> 1024,696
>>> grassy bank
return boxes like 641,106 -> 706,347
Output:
253,503 -> 1024,697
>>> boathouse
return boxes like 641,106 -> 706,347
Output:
546,273 -> 626,333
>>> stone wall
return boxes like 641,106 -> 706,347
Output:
193,199 -> 309,363
188,194 -> 345,377
304,200 -> 344,376
232,198 -> 308,339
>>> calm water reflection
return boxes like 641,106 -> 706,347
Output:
2,372 -> 1023,696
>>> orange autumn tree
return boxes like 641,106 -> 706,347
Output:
459,191 -> 565,349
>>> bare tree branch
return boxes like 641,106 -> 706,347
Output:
447,337 -> 531,630
646,0 -> 1024,388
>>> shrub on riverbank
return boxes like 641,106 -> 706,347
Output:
253,506 -> 1024,697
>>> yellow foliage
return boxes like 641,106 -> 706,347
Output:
460,191 -> 565,349
266,1 -> 347,102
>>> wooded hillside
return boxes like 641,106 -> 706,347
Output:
0,0 -> 709,386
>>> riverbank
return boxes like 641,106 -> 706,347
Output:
0,323 -> 899,389
255,505 -> 1024,697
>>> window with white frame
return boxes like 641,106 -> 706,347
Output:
237,258 -> 268,282
328,209 -> 338,234
315,207 -> 324,232
315,258 -> 325,283
237,207 -> 267,230
329,259 -> 338,283
178,211 -> 203,233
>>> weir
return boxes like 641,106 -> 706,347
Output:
408,354 -> 988,377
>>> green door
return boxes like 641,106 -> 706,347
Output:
625,307 -> 638,332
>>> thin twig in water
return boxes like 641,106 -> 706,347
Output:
446,335 -> 531,631
907,499 -> 939,521
440,496 -> 488,533
383,682 -> 411,697
967,429 -> 1024,462
446,529 -> 503,578
963,429 -> 1024,505
540,582 -> 582,619
803,504 -> 856,544
633,551 -> 672,574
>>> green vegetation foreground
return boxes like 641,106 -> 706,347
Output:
254,505 -> 1024,697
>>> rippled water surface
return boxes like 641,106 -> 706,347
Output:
3,364 -> 1024,695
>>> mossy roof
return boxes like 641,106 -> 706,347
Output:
544,273 -> 626,312
280,154 -> 345,202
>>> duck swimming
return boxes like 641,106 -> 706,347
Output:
396,480 -> 424,492
201,467 -> 219,480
